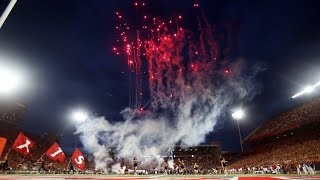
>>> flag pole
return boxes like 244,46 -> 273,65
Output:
66,137 -> 79,172
18,155 -> 25,165
66,157 -> 72,169
3,148 -> 11,160
66,138 -> 78,171
37,153 -> 46,162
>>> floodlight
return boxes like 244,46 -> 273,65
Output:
292,85 -> 315,99
231,109 -> 245,152
313,80 -> 320,88
0,69 -> 20,95
232,109 -> 245,120
71,110 -> 88,122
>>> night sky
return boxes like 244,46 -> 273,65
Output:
1,0 -> 320,152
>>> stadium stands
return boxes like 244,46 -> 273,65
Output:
227,97 -> 320,174
244,97 -> 320,143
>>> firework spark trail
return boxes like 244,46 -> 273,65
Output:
144,20 -> 232,146
75,2 -> 263,173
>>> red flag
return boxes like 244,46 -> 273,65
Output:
0,137 -> 7,157
12,132 -> 35,156
45,142 -> 66,162
71,148 -> 85,170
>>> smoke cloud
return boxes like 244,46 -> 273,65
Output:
75,17 -> 264,172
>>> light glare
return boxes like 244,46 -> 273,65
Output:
292,83 -> 318,99
232,109 -> 245,120
71,110 -> 88,122
313,80 -> 320,88
304,86 -> 314,93
0,69 -> 20,95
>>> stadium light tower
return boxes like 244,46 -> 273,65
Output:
232,109 -> 245,152
70,109 -> 88,123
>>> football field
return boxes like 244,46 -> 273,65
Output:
0,174 -> 319,180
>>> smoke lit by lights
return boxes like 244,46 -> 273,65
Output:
75,1 -> 264,173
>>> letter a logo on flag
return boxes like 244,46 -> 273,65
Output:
45,142 -> 66,162
12,132 -> 35,156
0,137 -> 7,157
71,148 -> 85,170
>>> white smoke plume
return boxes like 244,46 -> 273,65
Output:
168,159 -> 175,169
111,163 -> 123,174
75,17 -> 264,172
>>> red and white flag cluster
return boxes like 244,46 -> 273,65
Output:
7,132 -> 85,169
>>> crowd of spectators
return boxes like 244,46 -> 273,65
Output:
228,98 -> 320,175
1,136 -> 319,175
227,125 -> 320,174
245,98 -> 320,142
1,98 -> 320,175
1,126 -> 319,175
